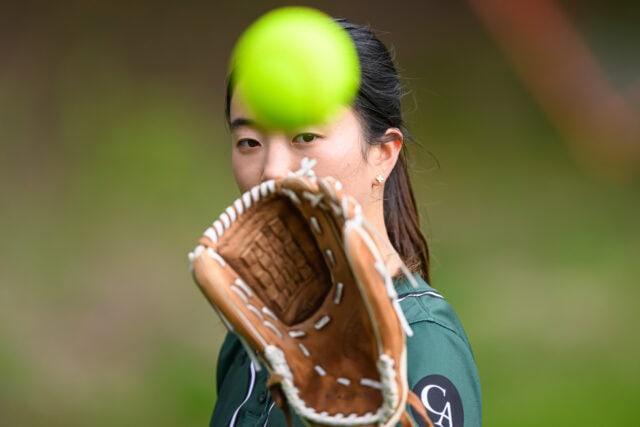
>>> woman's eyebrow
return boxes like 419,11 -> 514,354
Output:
229,117 -> 256,130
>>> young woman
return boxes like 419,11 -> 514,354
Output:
210,18 -> 482,427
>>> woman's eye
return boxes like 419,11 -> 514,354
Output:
293,133 -> 318,144
237,139 -> 261,148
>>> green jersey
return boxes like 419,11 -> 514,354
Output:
209,275 -> 482,426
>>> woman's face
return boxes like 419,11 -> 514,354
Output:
229,93 -> 379,209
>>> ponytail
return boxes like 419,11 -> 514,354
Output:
384,148 -> 430,282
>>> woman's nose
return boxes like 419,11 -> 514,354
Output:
261,141 -> 295,181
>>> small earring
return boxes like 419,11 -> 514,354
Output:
375,174 -> 384,184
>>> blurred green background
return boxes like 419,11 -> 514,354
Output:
1,1 -> 639,425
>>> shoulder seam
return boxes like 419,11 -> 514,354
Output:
397,290 -> 444,302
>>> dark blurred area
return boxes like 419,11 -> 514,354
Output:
1,1 -> 639,426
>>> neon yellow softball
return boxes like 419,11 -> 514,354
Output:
231,7 -> 360,130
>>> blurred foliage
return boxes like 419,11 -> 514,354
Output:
1,1 -> 638,426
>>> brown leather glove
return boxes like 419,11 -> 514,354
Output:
189,159 -> 432,427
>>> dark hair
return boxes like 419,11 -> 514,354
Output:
334,19 -> 430,283
225,19 -> 430,283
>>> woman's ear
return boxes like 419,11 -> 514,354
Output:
369,128 -> 403,174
